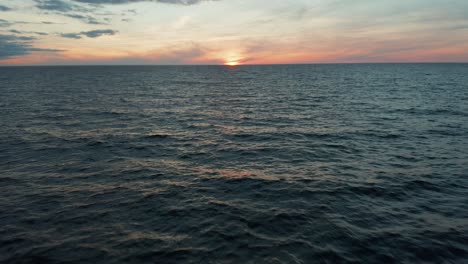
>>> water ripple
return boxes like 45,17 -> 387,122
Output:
1,64 -> 468,263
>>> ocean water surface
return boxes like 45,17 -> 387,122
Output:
1,64 -> 467,263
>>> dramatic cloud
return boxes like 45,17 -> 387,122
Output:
60,29 -> 117,39
0,5 -> 12,11
0,34 -> 62,60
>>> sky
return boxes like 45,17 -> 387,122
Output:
0,0 -> 467,65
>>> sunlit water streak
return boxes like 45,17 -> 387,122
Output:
1,64 -> 468,263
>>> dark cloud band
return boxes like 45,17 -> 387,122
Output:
61,29 -> 117,39
33,0 -> 217,25
0,35 -> 62,60
0,5 -> 13,11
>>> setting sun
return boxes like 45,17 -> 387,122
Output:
225,61 -> 240,66
224,53 -> 242,66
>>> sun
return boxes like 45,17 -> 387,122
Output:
224,53 -> 242,66
225,61 -> 240,66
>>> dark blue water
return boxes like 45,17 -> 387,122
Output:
1,64 -> 467,263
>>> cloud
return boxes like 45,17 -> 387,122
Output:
34,0 -> 107,24
0,34 -> 62,60
0,5 -> 12,11
9,29 -> 49,36
71,0 -> 214,5
0,19 -> 63,28
42,42 -> 220,65
64,13 -> 106,24
149,44 -> 212,64
60,33 -> 82,39
34,0 -> 82,12
34,0 -> 92,13
82,29 -> 117,37
60,29 -> 117,39
0,19 -> 12,27
41,21 -> 64,24
32,0 -> 217,25
34,0 -> 215,11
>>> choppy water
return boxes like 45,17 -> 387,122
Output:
1,64 -> 468,263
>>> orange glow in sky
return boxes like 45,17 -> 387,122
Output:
0,0 -> 467,65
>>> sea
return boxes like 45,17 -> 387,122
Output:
1,64 -> 467,263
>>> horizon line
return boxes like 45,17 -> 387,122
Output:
1,62 -> 468,67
